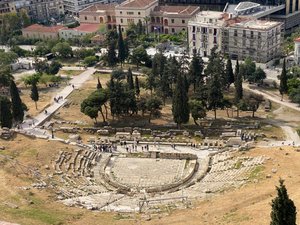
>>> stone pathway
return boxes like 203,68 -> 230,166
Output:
21,67 -> 96,134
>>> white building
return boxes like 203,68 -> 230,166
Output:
188,11 -> 283,62
294,38 -> 300,65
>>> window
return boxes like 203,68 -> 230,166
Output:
250,31 -> 254,38
192,34 -> 196,40
94,16 -> 96,21
172,28 -> 175,33
243,30 -> 246,37
193,42 -> 195,47
120,11 -> 122,14
127,11 -> 134,15
171,19 -> 174,23
234,29 -> 237,37
121,28 -> 124,32
138,12 -> 140,15
182,19 -> 185,24
213,29 -> 217,35
192,26 -> 195,33
85,16 -> 87,20
120,18 -> 123,23
213,36 -> 217,44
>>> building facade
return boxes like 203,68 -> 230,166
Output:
14,0 -> 64,22
294,38 -> 300,65
150,5 -> 200,34
64,0 -> 116,16
188,11 -> 283,62
22,24 -> 63,40
79,3 -> 116,30
59,23 -> 101,39
115,0 -> 158,32
0,0 -> 16,14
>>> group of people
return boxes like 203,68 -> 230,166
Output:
93,143 -> 117,153
49,83 -> 59,88
54,96 -> 63,103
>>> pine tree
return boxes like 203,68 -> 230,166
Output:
127,68 -> 134,90
0,96 -> 12,128
207,73 -> 224,119
117,25 -> 126,66
30,83 -> 39,110
10,80 -> 24,123
270,179 -> 297,225
172,74 -> 189,128
279,59 -> 288,101
97,77 -> 102,89
107,40 -> 117,67
135,76 -> 140,96
226,57 -> 234,88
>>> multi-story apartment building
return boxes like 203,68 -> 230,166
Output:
64,0 -> 116,16
0,0 -> 16,14
14,0 -> 64,22
115,0 -> 158,32
227,19 -> 282,62
188,11 -> 283,62
150,5 -> 200,34
79,3 -> 117,30
188,11 -> 227,57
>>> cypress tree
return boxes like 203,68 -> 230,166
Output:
226,57 -> 234,88
30,83 -> 39,110
207,73 -> 224,119
127,68 -> 134,90
188,52 -> 204,92
107,40 -> 117,67
97,77 -> 102,89
172,74 -> 189,128
117,25 -> 126,66
234,59 -> 243,104
0,96 -> 12,128
10,80 -> 24,123
135,76 -> 140,96
270,179 -> 296,225
279,58 -> 288,101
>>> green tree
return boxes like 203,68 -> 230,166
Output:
127,68 -> 134,90
135,76 -> 140,96
240,57 -> 256,80
97,77 -> 102,90
172,74 -> 189,128
249,67 -> 266,84
48,61 -> 62,75
279,59 -> 288,100
81,89 -> 109,122
107,40 -> 117,67
117,25 -> 126,66
146,96 -> 162,123
238,93 -> 264,117
130,46 -> 149,69
188,52 -> 204,92
270,179 -> 296,225
0,51 -> 18,67
30,83 -> 39,110
189,99 -> 206,125
234,59 -> 243,104
83,56 -> 98,66
52,42 -> 73,58
225,57 -> 234,88
0,67 -> 14,86
0,96 -> 12,128
207,73 -> 224,119
35,59 -> 49,74
10,80 -> 24,123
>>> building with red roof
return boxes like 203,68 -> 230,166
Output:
22,24 -> 64,40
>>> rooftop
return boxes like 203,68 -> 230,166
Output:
153,5 -> 199,16
60,23 -> 101,32
295,37 -> 300,42
80,3 -> 116,13
118,0 -> 158,8
230,19 -> 281,30
22,24 -> 64,33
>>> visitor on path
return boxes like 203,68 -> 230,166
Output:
45,110 -> 48,114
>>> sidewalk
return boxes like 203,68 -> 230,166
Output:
22,67 -> 96,129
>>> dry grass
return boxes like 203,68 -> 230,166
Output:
59,70 -> 83,76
